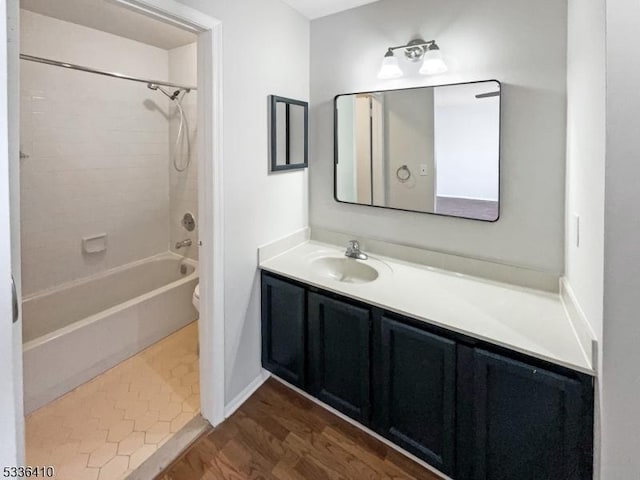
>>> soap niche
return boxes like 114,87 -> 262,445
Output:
82,233 -> 107,254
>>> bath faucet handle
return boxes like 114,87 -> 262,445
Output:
175,239 -> 192,249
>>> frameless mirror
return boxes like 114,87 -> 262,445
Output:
270,95 -> 308,171
334,80 -> 501,221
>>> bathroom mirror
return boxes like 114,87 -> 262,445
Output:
270,95 -> 308,171
334,80 -> 501,221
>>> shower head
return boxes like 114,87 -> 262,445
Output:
147,83 -> 184,101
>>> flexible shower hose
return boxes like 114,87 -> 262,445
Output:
172,92 -> 191,172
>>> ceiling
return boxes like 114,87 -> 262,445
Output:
20,0 -> 197,50
280,0 -> 379,19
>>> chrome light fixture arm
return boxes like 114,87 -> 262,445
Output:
387,39 -> 438,62
377,37 -> 447,79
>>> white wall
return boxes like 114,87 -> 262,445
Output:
602,0 -> 640,477
168,42 -> 198,260
310,0 -> 567,272
20,11 -> 171,295
174,0 -> 310,404
565,1 -> 606,475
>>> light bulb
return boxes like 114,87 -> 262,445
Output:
419,47 -> 448,75
378,50 -> 403,79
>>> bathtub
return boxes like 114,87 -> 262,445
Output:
22,252 -> 199,414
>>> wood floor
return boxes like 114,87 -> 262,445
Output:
156,378 -> 442,480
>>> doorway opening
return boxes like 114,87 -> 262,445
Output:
11,0 -> 224,476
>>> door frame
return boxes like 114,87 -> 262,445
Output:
113,0 -> 226,427
1,0 -> 24,467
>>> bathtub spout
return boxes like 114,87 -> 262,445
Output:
175,239 -> 192,249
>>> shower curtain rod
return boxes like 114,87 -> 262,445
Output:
20,54 -> 198,91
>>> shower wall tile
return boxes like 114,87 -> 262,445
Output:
168,43 -> 199,261
20,10 -> 172,296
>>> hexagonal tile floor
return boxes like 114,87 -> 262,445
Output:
26,322 -> 200,480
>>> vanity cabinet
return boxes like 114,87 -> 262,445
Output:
375,313 -> 457,476
260,274 -> 306,388
260,271 -> 594,480
456,348 -> 592,480
308,293 -> 372,424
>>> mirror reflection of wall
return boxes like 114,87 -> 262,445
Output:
276,102 -> 289,166
434,83 -> 500,220
335,80 -> 500,221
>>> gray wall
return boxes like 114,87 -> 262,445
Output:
602,0 -> 640,476
384,89 -> 435,212
310,0 -> 568,273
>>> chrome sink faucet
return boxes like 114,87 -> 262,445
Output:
175,239 -> 192,249
345,240 -> 368,260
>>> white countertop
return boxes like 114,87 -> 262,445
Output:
260,241 -> 594,375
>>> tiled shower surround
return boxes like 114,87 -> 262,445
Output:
20,10 -> 198,296
168,43 -> 199,262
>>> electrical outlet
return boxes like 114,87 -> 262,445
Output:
420,164 -> 428,176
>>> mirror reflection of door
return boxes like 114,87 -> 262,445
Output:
337,89 -> 439,212
288,104 -> 306,165
335,95 -> 373,204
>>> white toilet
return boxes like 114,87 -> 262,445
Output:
192,284 -> 200,313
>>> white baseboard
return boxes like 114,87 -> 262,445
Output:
223,369 -> 271,418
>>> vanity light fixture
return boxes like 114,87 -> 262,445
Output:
377,38 -> 448,79
378,49 -> 403,79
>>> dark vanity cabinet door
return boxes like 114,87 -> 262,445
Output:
461,348 -> 592,480
261,274 -> 306,388
376,315 -> 457,476
308,292 -> 372,424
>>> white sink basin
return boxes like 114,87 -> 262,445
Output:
310,256 -> 379,284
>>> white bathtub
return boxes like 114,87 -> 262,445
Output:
22,252 -> 199,413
